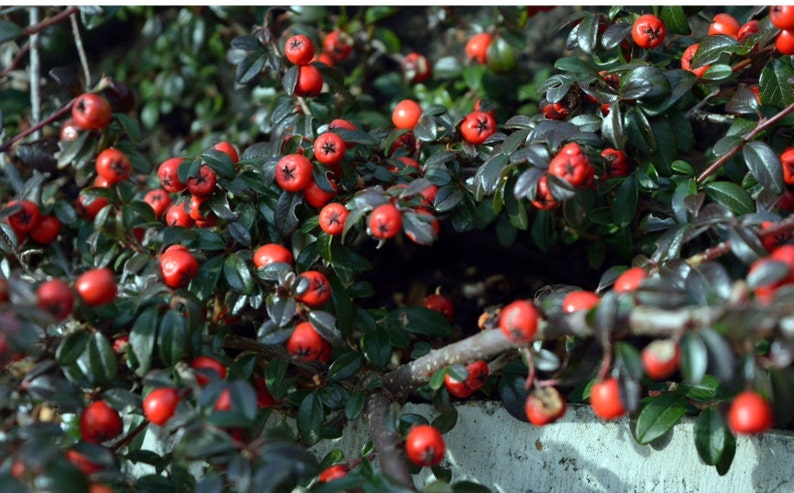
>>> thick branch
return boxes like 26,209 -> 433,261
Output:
365,391 -> 416,491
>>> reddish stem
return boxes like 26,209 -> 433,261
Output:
0,98 -> 76,154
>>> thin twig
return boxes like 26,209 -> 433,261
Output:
28,7 -> 41,140
21,6 -> 80,37
696,99 -> 794,184
0,98 -> 75,154
69,11 -> 91,90
1,41 -> 30,79
686,214 -> 794,266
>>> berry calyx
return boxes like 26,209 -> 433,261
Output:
286,321 -> 325,362
284,34 -> 316,65
319,202 -> 349,236
460,110 -> 497,145
275,154 -> 313,192
631,14 -> 667,49
368,203 -> 403,240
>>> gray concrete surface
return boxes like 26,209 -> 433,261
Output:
309,401 -> 794,493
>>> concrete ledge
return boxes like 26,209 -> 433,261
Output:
310,401 -> 794,492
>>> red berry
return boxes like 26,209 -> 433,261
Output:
530,176 -> 559,210
322,30 -> 353,62
641,339 -> 681,380
66,449 -> 103,475
284,34 -> 316,65
275,154 -> 313,192
444,371 -> 474,398
460,110 -> 497,145
392,99 -> 423,130
294,64 -> 323,97
631,14 -> 666,49
286,321 -> 326,362
401,52 -> 432,84
29,214 -> 61,245
405,424 -> 445,467
37,278 -> 74,321
600,148 -> 632,179
368,203 -> 403,240
60,118 -> 81,141
328,119 -> 358,149
613,267 -> 648,294
159,246 -> 199,289
318,464 -> 349,482
158,157 -> 186,193
423,293 -> 455,322
548,142 -> 593,188
80,400 -> 123,444
465,32 -> 493,64
738,20 -> 761,43
143,387 -> 180,426
5,200 -> 41,235
727,391 -> 773,435
319,202 -> 349,236
303,178 -> 338,209
498,300 -> 540,343
77,190 -> 110,221
708,13 -> 740,38
759,220 -> 792,252
590,377 -> 626,420
75,268 -> 117,307
72,93 -> 112,131
191,355 -> 227,386
771,5 -> 794,30
465,360 -> 489,391
777,29 -> 794,55
142,189 -> 172,219
164,201 -> 194,228
525,386 -> 568,426
561,290 -> 600,313
95,147 -> 131,185
295,270 -> 331,307
681,43 -> 709,78
186,165 -> 217,198
213,141 -> 239,163
253,243 -> 293,269
313,132 -> 346,167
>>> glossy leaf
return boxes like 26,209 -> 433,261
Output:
694,407 -> 734,467
743,141 -> 784,194
633,392 -> 687,444
297,393 -> 324,446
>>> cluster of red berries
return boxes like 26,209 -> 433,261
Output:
284,34 -> 324,97
531,142 -> 596,210
252,243 -> 333,362
772,6 -> 794,54
3,199 -> 61,245
682,13 -> 761,77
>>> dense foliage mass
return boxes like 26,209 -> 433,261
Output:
2,5 -> 794,492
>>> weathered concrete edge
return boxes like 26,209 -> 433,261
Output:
307,401 -> 794,493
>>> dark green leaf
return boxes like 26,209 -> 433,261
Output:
695,407 -> 732,465
431,407 -> 458,434
158,310 -> 187,366
554,56 -> 595,75
743,141 -> 784,194
87,332 -> 118,386
760,58 -> 794,107
681,331 -> 707,385
231,34 -> 261,51
345,390 -> 366,420
223,252 -> 254,295
56,330 -> 89,366
130,309 -> 158,375
361,313 -> 391,368
660,6 -> 690,35
633,392 -> 687,444
704,181 -> 753,215
693,35 -> 739,68
621,66 -> 670,100
612,175 -> 638,228
329,352 -> 363,382
297,393 -> 324,446
236,52 -> 267,85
